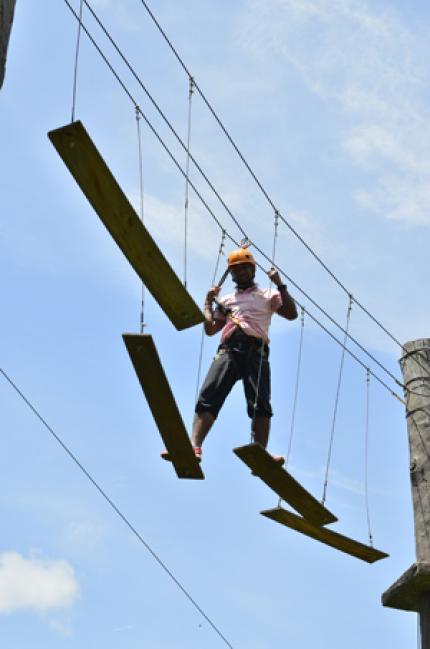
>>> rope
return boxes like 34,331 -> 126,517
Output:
0,366 -> 235,649
250,210 -> 280,443
61,0 -> 406,406
271,209 -> 280,263
71,0 -> 84,122
135,105 -> 146,333
73,1 -> 430,393
322,295 -> 353,505
277,307 -> 305,508
286,308 -> 305,469
136,0 -> 412,361
183,76 -> 194,289
136,0 -> 430,391
67,0 -> 406,395
250,345 -> 266,444
194,231 -> 226,404
364,368 -> 374,547
81,0 -> 248,241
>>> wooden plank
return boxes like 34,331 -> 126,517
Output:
233,443 -> 337,526
261,507 -> 388,563
382,562 -> 430,612
48,121 -> 204,331
123,333 -> 204,480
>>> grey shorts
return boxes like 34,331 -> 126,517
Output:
195,330 -> 272,419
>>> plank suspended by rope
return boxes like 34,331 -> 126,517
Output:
123,334 -> 204,480
233,443 -> 337,526
261,507 -> 388,564
48,121 -> 204,331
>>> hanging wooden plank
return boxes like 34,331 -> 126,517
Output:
233,443 -> 337,526
261,507 -> 388,563
123,333 -> 204,480
48,121 -> 204,331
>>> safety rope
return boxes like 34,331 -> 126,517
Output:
250,335 -> 266,445
322,295 -> 353,505
70,0 -> 84,122
64,0 -> 407,399
131,0 -> 430,392
61,1 -> 406,407
277,307 -> 305,508
136,0 -> 417,372
250,210 -> 279,443
286,308 -> 305,469
135,105 -> 145,333
364,368 -> 374,547
194,230 -> 226,404
271,210 -> 280,263
183,76 -> 194,289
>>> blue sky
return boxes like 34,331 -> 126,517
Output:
0,0 -> 427,646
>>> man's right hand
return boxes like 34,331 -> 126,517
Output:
205,285 -> 221,304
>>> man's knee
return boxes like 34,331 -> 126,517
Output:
195,403 -> 220,419
246,401 -> 273,418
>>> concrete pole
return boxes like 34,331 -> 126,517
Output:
0,0 -> 16,89
382,339 -> 430,647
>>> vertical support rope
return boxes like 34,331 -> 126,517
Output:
71,0 -> 84,122
286,308 -> 305,468
364,368 -> 374,546
272,209 -> 279,263
135,106 -> 145,333
194,230 -> 226,403
183,76 -> 194,289
322,294 -> 353,505
278,307 -> 305,507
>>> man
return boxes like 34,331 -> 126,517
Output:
188,247 -> 298,463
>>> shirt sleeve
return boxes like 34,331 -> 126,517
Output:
270,291 -> 282,312
213,295 -> 230,321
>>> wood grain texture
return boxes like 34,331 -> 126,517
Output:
123,334 -> 204,480
234,443 -> 337,526
262,507 -> 388,563
49,121 -> 204,331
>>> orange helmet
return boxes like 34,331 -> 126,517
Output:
227,248 -> 256,268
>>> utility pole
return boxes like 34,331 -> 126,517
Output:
382,339 -> 430,647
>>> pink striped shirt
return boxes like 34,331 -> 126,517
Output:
214,284 -> 282,343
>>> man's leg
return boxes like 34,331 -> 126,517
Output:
191,410 -> 215,448
192,348 -> 239,454
251,415 -> 270,448
244,348 -> 284,465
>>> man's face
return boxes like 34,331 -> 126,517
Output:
230,263 -> 255,288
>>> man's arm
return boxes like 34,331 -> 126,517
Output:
203,286 -> 225,335
267,269 -> 298,321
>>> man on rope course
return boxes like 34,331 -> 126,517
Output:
179,247 -> 297,464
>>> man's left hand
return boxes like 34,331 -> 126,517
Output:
267,267 -> 282,288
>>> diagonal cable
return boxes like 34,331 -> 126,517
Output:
0,367 -> 235,649
61,0 -> 406,405
136,0 -> 417,358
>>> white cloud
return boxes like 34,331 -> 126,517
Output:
240,0 -> 430,227
0,552 -> 79,614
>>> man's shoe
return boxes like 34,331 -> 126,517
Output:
272,455 -> 285,468
252,453 -> 285,475
160,446 -> 202,463
193,447 -> 202,463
